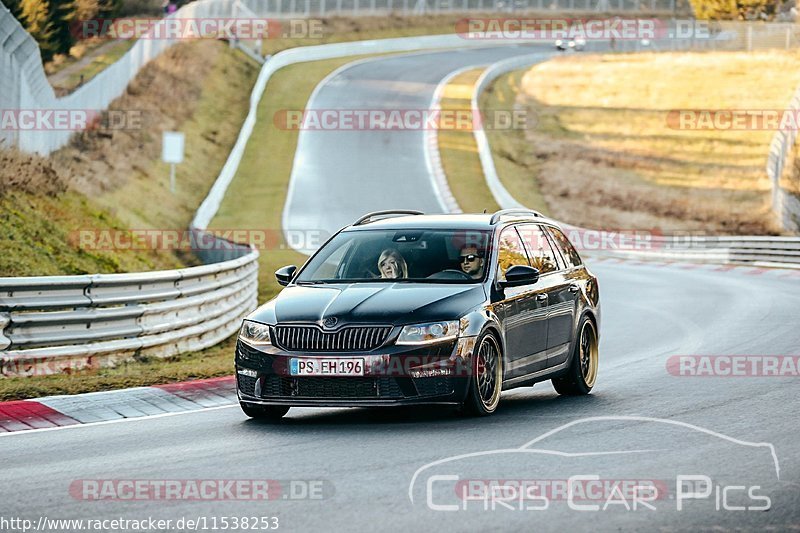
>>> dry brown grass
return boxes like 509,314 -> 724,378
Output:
505,50 -> 800,234
1,39 -> 258,276
0,149 -> 68,197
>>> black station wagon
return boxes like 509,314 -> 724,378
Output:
236,209 -> 600,419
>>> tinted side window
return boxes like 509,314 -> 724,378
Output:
496,227 -> 530,280
517,224 -> 558,274
547,227 -> 583,268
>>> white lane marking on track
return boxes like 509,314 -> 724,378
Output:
0,404 -> 238,438
423,64 -> 481,214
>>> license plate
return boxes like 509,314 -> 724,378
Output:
289,358 -> 365,376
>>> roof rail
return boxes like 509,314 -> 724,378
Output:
352,210 -> 424,226
489,208 -> 543,225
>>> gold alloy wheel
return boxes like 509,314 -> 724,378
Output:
579,319 -> 599,388
476,334 -> 502,411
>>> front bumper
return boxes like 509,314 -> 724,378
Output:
234,337 -> 475,407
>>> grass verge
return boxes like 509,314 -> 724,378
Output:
0,338 -> 236,401
210,56 -> 374,303
437,69 -> 500,214
498,51 -> 800,234
435,66 -> 550,215
1,41 -> 257,276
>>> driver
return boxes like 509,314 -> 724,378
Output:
378,248 -> 408,279
459,246 -> 485,279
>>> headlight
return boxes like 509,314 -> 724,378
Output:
239,320 -> 271,347
396,320 -> 459,345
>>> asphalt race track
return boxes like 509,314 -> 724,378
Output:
3,47 -> 800,532
283,44 -> 551,250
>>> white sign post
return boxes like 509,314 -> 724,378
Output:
162,132 -> 185,194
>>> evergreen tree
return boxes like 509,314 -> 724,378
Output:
47,0 -> 74,56
691,0 -> 780,19
19,0 -> 56,60
3,0 -> 24,18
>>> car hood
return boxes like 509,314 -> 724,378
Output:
248,282 -> 486,326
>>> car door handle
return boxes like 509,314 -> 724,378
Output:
536,293 -> 548,302
568,284 -> 580,293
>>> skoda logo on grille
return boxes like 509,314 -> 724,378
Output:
322,317 -> 338,329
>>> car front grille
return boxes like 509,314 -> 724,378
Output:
261,376 -> 404,399
272,325 -> 392,352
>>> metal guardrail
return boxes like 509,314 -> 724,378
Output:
568,234 -> 800,267
0,230 -> 259,377
766,93 -> 800,233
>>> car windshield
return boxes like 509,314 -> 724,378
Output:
296,229 -> 491,284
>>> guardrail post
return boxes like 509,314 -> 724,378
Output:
0,313 -> 10,350
746,23 -> 753,51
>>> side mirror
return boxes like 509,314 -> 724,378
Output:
499,265 -> 539,288
275,265 -> 297,286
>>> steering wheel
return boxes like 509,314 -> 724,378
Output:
427,269 -> 472,280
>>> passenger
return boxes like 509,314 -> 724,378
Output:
378,248 -> 408,279
459,246 -> 485,279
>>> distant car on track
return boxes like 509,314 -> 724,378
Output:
235,209 -> 600,419
555,37 -> 586,51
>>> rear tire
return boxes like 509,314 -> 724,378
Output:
552,316 -> 598,396
463,332 -> 503,416
240,403 -> 290,420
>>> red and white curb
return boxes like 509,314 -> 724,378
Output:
0,376 -> 236,434
584,255 -> 800,279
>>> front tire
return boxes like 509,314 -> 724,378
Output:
463,332 -> 503,416
240,403 -> 290,420
552,316 -> 598,396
